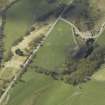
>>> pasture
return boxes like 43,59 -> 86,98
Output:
4,0 -> 70,58
7,20 -> 105,105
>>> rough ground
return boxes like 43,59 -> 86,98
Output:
62,0 -> 105,38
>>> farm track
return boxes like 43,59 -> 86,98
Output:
60,18 -> 105,40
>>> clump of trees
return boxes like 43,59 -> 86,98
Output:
15,48 -> 24,56
63,45 -> 105,85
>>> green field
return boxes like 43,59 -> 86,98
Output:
4,0 -> 70,58
96,30 -> 105,46
7,20 -> 105,105
7,71 -> 105,105
4,0 -> 33,57
91,29 -> 105,80
7,20 -> 74,105
33,20 -> 74,70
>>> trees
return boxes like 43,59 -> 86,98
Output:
15,49 -> 24,56
64,45 -> 105,85
66,59 -> 97,85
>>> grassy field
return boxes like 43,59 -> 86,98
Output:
92,30 -> 105,80
7,19 -> 74,105
33,20 -> 74,70
96,30 -> 105,46
7,20 -> 105,105
4,0 -> 33,58
7,71 -> 105,105
4,0 -> 70,58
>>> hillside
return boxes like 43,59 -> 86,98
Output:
1,0 -> 105,105
63,0 -> 105,35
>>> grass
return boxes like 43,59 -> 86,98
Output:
33,20 -> 74,70
4,0 -> 33,58
7,70 -> 75,105
7,19 -> 74,105
7,70 -> 105,105
4,0 -> 70,59
96,30 -> 105,46
4,1 -> 105,105
92,30 -> 105,81
7,20 -> 105,105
